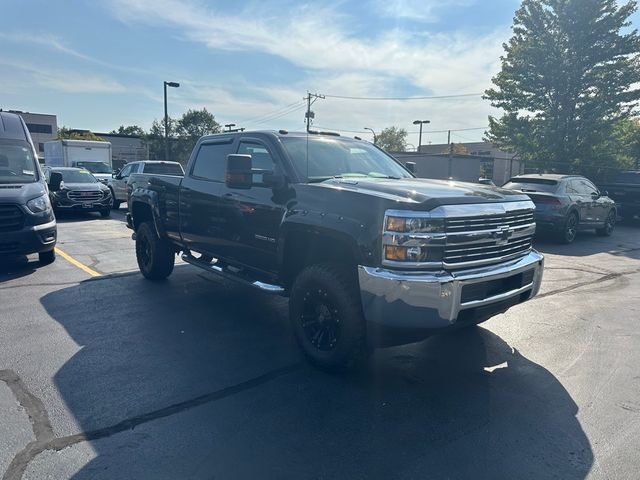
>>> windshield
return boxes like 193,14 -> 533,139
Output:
280,136 -> 412,182
60,169 -> 98,184
75,162 -> 112,174
0,142 -> 38,184
503,178 -> 559,193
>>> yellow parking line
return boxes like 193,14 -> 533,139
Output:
55,247 -> 102,277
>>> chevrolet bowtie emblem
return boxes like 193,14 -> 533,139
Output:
494,226 -> 512,245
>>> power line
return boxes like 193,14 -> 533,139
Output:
240,100 -> 307,126
243,101 -> 307,127
322,92 -> 483,101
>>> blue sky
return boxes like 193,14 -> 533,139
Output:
2,0 -> 637,146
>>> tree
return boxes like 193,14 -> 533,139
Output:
442,143 -> 470,155
145,109 -> 221,163
57,127 -> 106,142
111,125 -> 145,136
485,0 -> 640,179
376,126 -> 408,151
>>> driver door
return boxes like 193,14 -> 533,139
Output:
113,164 -> 134,201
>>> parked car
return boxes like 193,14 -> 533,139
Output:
598,170 -> 640,221
43,166 -> 112,217
108,161 -> 184,209
127,130 -> 544,370
44,139 -> 113,184
503,174 -> 616,243
0,111 -> 57,264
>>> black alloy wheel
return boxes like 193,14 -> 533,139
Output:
300,289 -> 341,352
562,212 -> 578,244
597,210 -> 616,236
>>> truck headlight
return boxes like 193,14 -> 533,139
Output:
385,215 -> 443,233
26,194 -> 52,213
383,210 -> 445,267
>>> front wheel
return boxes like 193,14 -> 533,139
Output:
289,264 -> 367,371
100,208 -> 111,218
136,221 -> 175,281
596,210 -> 616,236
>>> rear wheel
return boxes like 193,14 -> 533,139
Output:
558,211 -> 578,244
596,209 -> 616,236
38,249 -> 55,265
289,264 -> 367,371
136,221 -> 175,281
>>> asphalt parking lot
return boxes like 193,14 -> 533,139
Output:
1,209 -> 639,480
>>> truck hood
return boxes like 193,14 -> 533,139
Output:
316,177 -> 531,208
60,183 -> 107,192
0,181 -> 46,204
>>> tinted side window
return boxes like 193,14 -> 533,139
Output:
565,180 -> 578,194
237,142 -> 275,171
238,141 -> 276,185
191,142 -> 235,182
119,165 -> 132,178
575,179 -> 597,195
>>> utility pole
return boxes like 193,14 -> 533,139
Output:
163,81 -> 180,161
305,92 -> 325,132
447,130 -> 452,179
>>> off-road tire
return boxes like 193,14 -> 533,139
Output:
289,264 -> 367,371
596,209 -> 616,237
38,249 -> 56,265
136,221 -> 175,281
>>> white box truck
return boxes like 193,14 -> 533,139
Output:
44,140 -> 113,184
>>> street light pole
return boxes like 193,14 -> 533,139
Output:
412,120 -> 430,152
364,127 -> 377,144
163,81 -> 180,160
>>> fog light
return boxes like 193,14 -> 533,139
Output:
385,245 -> 407,261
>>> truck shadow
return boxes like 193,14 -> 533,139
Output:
0,255 -> 38,282
40,267 -> 593,479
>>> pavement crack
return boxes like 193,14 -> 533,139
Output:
0,370 -> 54,480
1,363 -> 300,480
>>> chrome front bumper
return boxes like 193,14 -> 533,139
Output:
358,251 -> 544,345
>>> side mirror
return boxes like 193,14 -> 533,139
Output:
405,161 -> 416,173
591,192 -> 600,199
112,169 -> 120,178
49,172 -> 63,191
601,190 -> 608,197
226,154 -> 253,189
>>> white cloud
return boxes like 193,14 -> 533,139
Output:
0,59 -> 126,93
103,0 -> 507,143
374,0 -> 477,23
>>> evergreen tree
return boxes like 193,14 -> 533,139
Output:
485,0 -> 640,178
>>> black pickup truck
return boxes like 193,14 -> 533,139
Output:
127,131 -> 544,369
598,171 -> 640,221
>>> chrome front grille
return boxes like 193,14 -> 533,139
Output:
445,211 -> 535,233
68,190 -> 103,202
443,209 -> 535,268
382,201 -> 537,270
0,204 -> 24,232
444,235 -> 533,267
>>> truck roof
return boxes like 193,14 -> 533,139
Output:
45,139 -> 111,147
511,174 -> 581,181
198,130 -> 346,142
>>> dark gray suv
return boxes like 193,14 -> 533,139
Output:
503,174 -> 617,243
